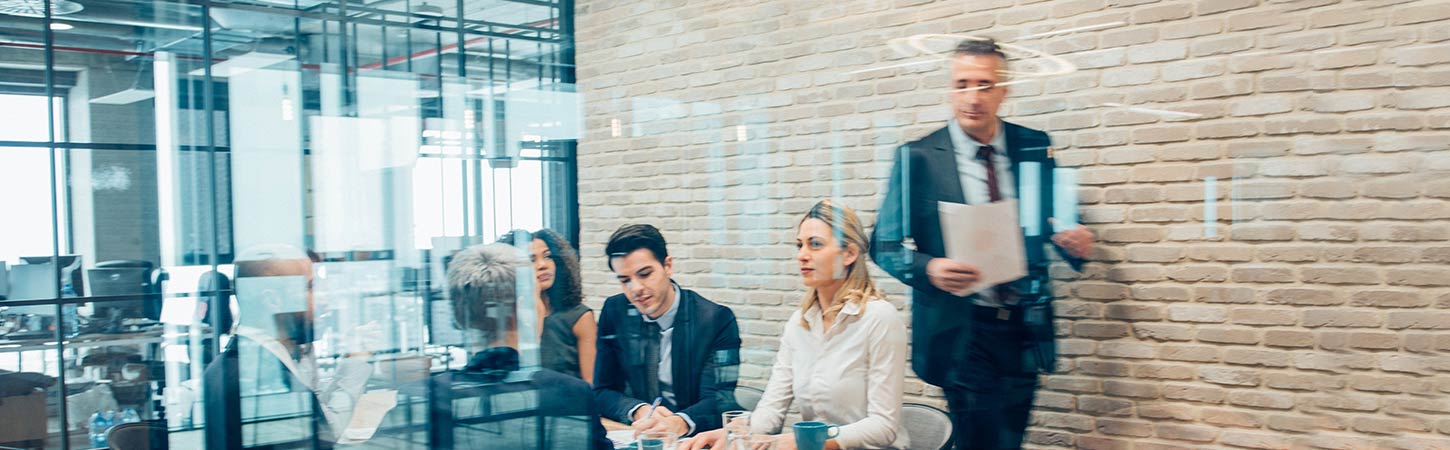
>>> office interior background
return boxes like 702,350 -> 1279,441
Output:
1,0 -> 1448,449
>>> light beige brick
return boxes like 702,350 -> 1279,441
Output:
1167,305 -> 1229,323
1228,391 -> 1295,410
1128,42 -> 1189,64
1195,286 -> 1256,304
1134,323 -> 1195,342
1310,8 -> 1375,29
1220,431 -> 1293,449
1394,44 -> 1450,67
1200,366 -> 1261,386
1264,287 -> 1343,306
1190,77 -> 1255,99
1191,35 -> 1255,57
1134,285 -> 1194,301
1300,266 -> 1381,285
1162,382 -> 1226,402
1267,414 -> 1347,433
1231,265 -> 1297,283
1307,93 -> 1378,113
1230,53 -> 1300,73
1198,0 -> 1259,16
1199,328 -> 1261,346
1200,407 -> 1263,428
1154,423 -> 1220,442
1191,120 -> 1260,141
1162,18 -> 1223,40
1101,27 -> 1158,48
1134,3 -> 1193,23
1264,330 -> 1316,348
1262,116 -> 1342,135
1259,72 -> 1336,93
1301,309 -> 1382,328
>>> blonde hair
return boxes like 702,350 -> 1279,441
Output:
797,200 -> 885,328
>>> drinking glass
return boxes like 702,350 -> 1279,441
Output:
721,410 -> 751,450
637,431 -> 678,450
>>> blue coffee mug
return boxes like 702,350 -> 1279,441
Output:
793,421 -> 840,450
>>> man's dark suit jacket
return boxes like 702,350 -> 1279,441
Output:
869,121 -> 1085,387
594,285 -> 742,435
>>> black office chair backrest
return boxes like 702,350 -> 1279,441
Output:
105,420 -> 169,450
93,261 -> 166,320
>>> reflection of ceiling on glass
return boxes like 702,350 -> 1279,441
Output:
0,0 -> 84,18
0,0 -> 565,62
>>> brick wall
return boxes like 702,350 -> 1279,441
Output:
575,1 -> 1450,448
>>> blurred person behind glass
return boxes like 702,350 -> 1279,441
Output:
498,229 -> 598,384
870,38 -> 1095,449
441,242 -> 611,450
204,244 -> 394,448
686,200 -> 908,450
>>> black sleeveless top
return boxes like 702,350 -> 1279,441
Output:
540,303 -> 591,379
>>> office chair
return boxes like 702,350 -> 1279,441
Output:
92,261 -> 166,321
105,420 -> 169,450
901,403 -> 953,450
734,385 -> 764,411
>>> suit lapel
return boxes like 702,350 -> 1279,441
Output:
669,288 -> 691,406
926,127 -> 966,205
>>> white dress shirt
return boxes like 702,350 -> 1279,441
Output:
948,119 -> 1018,307
749,299 -> 909,449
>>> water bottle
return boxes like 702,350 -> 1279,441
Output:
88,411 -> 112,448
121,408 -> 141,424
61,304 -> 79,337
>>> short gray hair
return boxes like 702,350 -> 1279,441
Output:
446,243 -> 527,333
953,37 -> 1006,60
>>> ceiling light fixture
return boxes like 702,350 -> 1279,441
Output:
49,22 -> 72,30
0,0 -> 84,18
414,2 -> 444,17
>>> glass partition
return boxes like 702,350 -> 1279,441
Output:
3,0 -> 1449,449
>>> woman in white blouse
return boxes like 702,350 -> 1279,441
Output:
686,200 -> 909,450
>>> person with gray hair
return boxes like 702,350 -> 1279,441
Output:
436,243 -> 612,450
447,242 -> 528,349
870,37 -> 1096,449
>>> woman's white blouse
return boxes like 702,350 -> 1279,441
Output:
748,299 -> 909,449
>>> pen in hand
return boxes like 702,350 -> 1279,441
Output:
644,396 -> 663,421
634,396 -> 665,438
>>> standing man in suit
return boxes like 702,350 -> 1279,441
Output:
594,224 -> 742,438
869,38 -> 1096,450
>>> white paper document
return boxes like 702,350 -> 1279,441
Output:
938,200 -> 1027,296
607,429 -> 636,448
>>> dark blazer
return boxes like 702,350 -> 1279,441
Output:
869,122 -> 1084,386
593,285 -> 742,435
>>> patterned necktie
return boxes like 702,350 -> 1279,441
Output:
976,145 -> 1003,202
643,321 -> 662,399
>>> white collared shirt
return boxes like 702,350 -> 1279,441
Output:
948,118 -> 1018,307
948,118 -> 1016,205
749,299 -> 909,449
